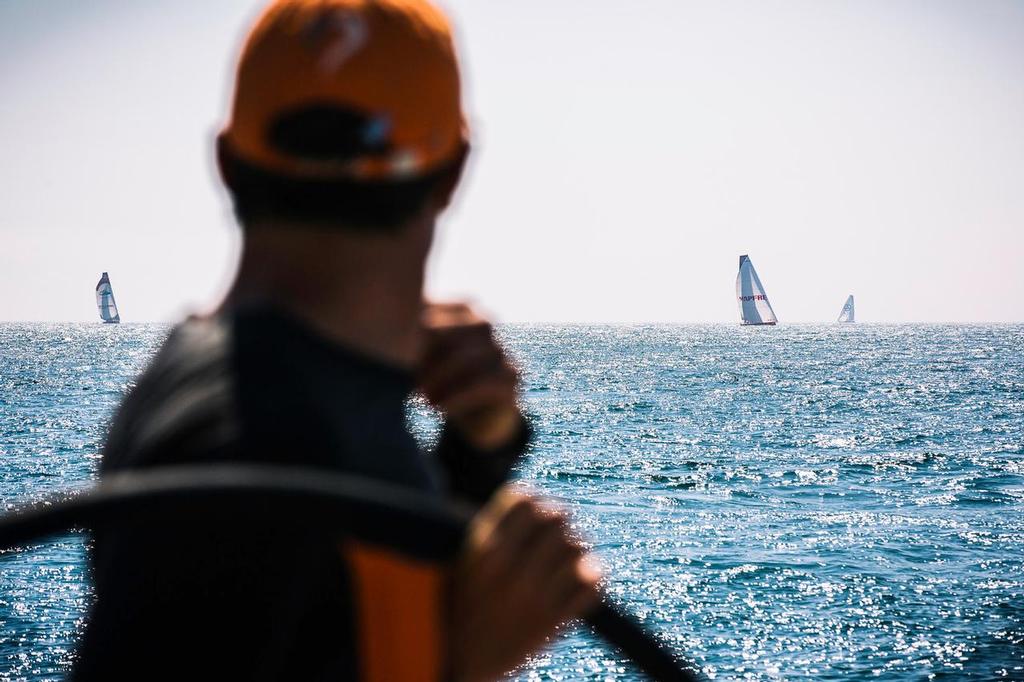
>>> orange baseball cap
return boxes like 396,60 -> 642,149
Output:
222,0 -> 466,181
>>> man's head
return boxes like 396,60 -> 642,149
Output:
218,0 -> 468,232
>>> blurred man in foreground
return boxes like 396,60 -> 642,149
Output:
73,1 -> 599,680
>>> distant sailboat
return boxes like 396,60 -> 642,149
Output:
736,255 -> 777,326
96,272 -> 121,324
837,295 -> 855,323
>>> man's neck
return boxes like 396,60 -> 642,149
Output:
220,222 -> 431,368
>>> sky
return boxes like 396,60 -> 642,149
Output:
1,0 -> 1022,323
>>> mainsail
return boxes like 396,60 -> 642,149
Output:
736,255 -> 777,326
837,295 -> 855,323
95,272 -> 121,324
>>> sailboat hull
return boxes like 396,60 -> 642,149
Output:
742,321 -> 776,326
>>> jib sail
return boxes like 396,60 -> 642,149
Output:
837,295 -> 855,323
96,272 -> 121,324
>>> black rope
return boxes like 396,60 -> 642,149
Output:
0,465 -> 701,682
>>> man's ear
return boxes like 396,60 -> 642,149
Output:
432,142 -> 470,211
216,134 -> 237,192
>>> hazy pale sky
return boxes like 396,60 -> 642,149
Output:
1,0 -> 1022,323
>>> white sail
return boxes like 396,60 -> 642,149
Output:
837,295 -> 855,323
96,272 -> 120,324
736,255 -> 777,326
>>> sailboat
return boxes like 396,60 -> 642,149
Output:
736,255 -> 777,326
837,295 -> 855,323
96,272 -> 121,324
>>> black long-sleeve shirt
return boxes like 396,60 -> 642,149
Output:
72,307 -> 528,681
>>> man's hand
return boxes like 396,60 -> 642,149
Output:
448,488 -> 602,682
419,302 -> 522,451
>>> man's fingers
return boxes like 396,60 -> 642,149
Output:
471,495 -> 590,602
421,302 -> 496,354
422,315 -> 492,338
516,512 -> 583,585
420,325 -> 496,373
421,301 -> 482,327
433,376 -> 518,418
421,302 -> 491,345
466,494 -> 544,580
419,345 -> 507,400
559,576 -> 602,623
546,556 -> 602,622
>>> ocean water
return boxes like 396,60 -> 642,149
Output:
1,323 -> 1022,680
